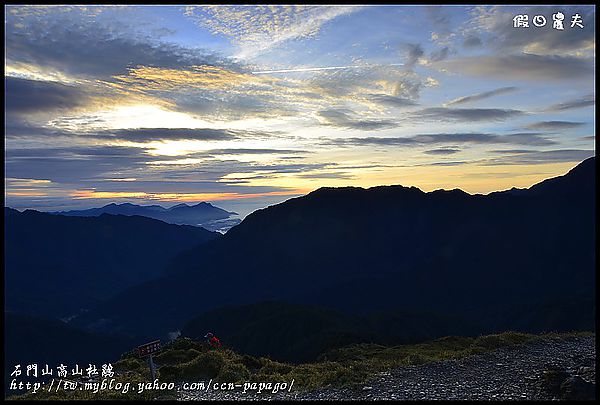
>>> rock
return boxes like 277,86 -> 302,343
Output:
580,357 -> 595,367
541,367 -> 570,397
560,376 -> 595,401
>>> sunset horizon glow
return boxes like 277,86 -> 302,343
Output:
5,5 -> 595,217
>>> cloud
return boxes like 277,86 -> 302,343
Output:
202,148 -> 308,156
499,133 -> 556,146
425,6 -> 452,33
307,64 -> 425,102
102,61 -> 433,122
412,107 -> 524,122
368,94 -> 419,108
542,94 -> 595,112
524,121 -> 585,131
105,65 -> 298,120
4,122 -> 280,143
5,146 -> 150,183
111,65 -> 260,92
317,109 -> 397,130
4,141 -> 327,209
465,6 -> 595,57
435,54 -> 593,81
5,171 -> 303,211
462,35 -> 482,48
424,148 -> 461,155
483,149 -> 595,165
106,128 -> 242,142
6,8 -> 234,79
444,87 -> 518,106
5,145 -> 145,159
107,64 -> 359,120
4,6 -> 429,125
184,5 -> 359,59
426,161 -> 468,166
70,180 -> 289,195
403,43 -> 425,68
428,47 -> 451,63
326,132 -> 556,147
6,7 -> 332,123
391,79 -> 424,100
296,172 -> 355,179
5,77 -> 92,114
310,66 -> 436,106
4,75 -> 169,129
489,149 -> 537,154
170,148 -> 310,161
5,120 -> 70,139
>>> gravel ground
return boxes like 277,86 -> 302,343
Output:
177,335 -> 595,401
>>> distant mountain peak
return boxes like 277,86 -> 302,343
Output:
48,200 -> 240,231
170,203 -> 190,210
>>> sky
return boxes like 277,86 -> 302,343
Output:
4,5 -> 596,217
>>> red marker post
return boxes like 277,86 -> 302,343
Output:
137,340 -> 161,381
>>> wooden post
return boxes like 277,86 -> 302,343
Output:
148,354 -> 156,381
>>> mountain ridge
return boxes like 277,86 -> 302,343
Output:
4,209 -> 221,320
48,201 -> 240,232
72,157 -> 595,338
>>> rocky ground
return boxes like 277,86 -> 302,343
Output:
178,335 -> 595,401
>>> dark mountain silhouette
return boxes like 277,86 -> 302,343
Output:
70,157 -> 596,342
52,202 -> 240,232
181,301 -> 480,363
4,209 -> 220,320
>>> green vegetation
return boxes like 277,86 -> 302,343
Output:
9,331 -> 593,400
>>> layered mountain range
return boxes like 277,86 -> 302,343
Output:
52,202 -> 240,232
68,157 -> 595,341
